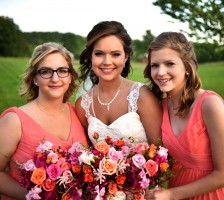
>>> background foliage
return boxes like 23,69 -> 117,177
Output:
0,16 -> 224,63
153,0 -> 224,45
0,57 -> 223,113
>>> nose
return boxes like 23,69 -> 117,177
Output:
103,55 -> 112,65
157,65 -> 166,76
51,71 -> 59,81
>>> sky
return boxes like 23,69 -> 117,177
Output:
0,0 -> 189,40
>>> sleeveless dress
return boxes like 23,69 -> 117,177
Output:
162,90 -> 224,200
0,102 -> 88,200
81,82 -> 149,145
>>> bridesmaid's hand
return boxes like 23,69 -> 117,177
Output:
148,188 -> 176,200
145,186 -> 161,199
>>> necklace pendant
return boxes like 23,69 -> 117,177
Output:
107,105 -> 110,111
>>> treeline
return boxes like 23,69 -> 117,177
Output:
0,16 -> 224,63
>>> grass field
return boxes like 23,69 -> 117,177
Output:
0,57 -> 223,113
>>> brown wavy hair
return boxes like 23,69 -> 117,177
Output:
20,42 -> 78,103
79,21 -> 133,87
144,32 -> 202,118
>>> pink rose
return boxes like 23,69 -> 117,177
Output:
60,162 -> 71,172
132,154 -> 146,169
46,164 -> 62,180
134,143 -> 149,154
108,147 -> 124,162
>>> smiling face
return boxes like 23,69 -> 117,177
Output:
34,52 -> 72,100
150,48 -> 187,96
91,35 -> 127,82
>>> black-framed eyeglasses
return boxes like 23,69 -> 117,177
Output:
36,67 -> 71,79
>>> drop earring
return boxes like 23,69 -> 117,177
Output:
186,72 -> 189,76
123,62 -> 126,68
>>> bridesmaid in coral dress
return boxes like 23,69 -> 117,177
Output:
0,42 -> 88,199
144,32 -> 224,199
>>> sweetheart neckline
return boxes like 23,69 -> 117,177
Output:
89,112 -> 140,127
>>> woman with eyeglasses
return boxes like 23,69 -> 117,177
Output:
0,42 -> 88,199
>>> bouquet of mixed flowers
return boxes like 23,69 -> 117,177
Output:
18,141 -> 89,200
81,133 -> 174,200
18,135 -> 173,200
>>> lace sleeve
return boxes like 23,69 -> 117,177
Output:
127,82 -> 144,112
80,92 -> 92,118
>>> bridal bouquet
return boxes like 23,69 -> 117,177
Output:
82,134 -> 173,199
18,136 -> 173,200
18,141 -> 89,200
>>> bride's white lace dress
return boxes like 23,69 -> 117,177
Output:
81,82 -> 149,145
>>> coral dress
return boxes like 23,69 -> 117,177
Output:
162,90 -> 224,200
0,102 -> 88,200
81,82 -> 149,145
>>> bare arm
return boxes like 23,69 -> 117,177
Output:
153,95 -> 224,200
137,86 -> 162,144
0,112 -> 27,199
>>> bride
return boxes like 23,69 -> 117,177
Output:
75,21 -> 162,146
75,21 -> 162,199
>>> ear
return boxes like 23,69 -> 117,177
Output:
33,78 -> 38,86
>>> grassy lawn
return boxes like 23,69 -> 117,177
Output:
0,57 -> 224,113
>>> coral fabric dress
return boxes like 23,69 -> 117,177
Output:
162,90 -> 224,200
81,82 -> 149,145
0,102 -> 88,200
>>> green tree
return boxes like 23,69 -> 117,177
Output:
0,16 -> 29,56
133,30 -> 155,62
153,0 -> 224,44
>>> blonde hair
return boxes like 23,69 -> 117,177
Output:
20,42 -> 78,102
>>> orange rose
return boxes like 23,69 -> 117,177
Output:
57,152 -> 63,158
115,139 -> 125,148
46,156 -> 52,165
42,178 -> 56,191
134,192 -> 143,200
62,193 -> 71,200
108,182 -> 118,195
148,144 -> 157,158
84,173 -> 94,182
116,175 -> 126,185
72,165 -> 81,173
100,158 -> 117,175
83,165 -> 93,174
37,153 -> 44,159
94,141 -> 110,154
30,167 -> 46,185
160,162 -> 169,172
145,160 -> 158,177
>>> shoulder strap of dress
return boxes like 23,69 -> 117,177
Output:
127,82 -> 144,112
80,91 -> 92,118
1,107 -> 20,117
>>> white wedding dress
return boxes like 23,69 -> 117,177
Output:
81,82 -> 149,145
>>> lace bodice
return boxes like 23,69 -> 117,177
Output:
81,82 -> 148,145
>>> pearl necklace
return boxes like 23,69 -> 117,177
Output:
36,100 -> 65,117
97,79 -> 123,111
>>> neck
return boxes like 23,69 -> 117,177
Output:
97,77 -> 123,111
36,98 -> 65,117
